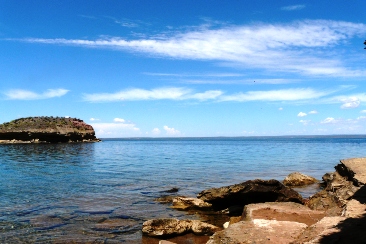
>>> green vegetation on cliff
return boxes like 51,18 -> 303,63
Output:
0,116 -> 91,132
0,116 -> 99,143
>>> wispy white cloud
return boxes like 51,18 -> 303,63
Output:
298,112 -> 307,117
281,5 -> 306,11
163,125 -> 181,136
105,16 -> 140,28
91,121 -> 140,138
83,87 -> 191,102
319,116 -> 366,127
184,78 -> 297,85
219,88 -> 331,102
83,87 -> 337,103
317,116 -> 366,133
113,118 -> 126,122
299,119 -> 311,125
83,87 -> 222,102
340,97 -> 360,109
4,88 -> 69,100
151,128 -> 161,135
321,117 -> 338,124
325,94 -> 366,109
309,110 -> 318,114
360,110 -> 366,113
17,20 -> 366,77
143,72 -> 244,78
90,118 -> 100,121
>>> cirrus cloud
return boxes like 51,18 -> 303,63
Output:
16,20 -> 366,77
3,88 -> 69,100
83,87 -> 336,103
281,5 -> 306,11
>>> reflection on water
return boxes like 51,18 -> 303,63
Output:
0,137 -> 366,243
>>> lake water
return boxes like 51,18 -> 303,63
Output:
1,137 -> 365,243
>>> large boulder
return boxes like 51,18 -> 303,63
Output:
197,179 -> 303,211
283,172 -> 318,186
142,218 -> 219,237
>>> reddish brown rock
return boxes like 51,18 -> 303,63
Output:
242,202 -> 325,226
207,219 -> 307,244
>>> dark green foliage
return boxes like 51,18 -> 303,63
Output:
0,116 -> 82,131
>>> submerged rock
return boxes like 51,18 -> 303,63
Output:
0,116 -> 100,143
172,197 -> 212,210
283,172 -> 318,186
197,179 -> 303,211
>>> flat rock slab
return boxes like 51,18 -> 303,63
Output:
207,219 -> 307,244
339,158 -> 366,185
242,202 -> 326,226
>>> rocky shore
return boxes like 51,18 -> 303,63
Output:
143,157 -> 366,243
0,116 -> 100,143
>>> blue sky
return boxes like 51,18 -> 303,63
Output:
1,1 -> 366,137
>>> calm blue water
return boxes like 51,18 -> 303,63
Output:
0,137 -> 365,243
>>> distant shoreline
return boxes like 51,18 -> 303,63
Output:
100,134 -> 366,140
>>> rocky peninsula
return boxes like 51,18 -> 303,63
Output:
144,157 -> 366,243
0,116 -> 100,143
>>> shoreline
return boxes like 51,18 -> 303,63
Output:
143,157 -> 366,243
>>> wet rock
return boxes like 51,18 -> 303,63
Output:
283,172 -> 318,186
164,187 -> 179,193
207,219 -> 307,244
93,218 -> 139,231
172,197 -> 212,210
155,195 -> 186,204
312,170 -> 359,210
142,218 -> 219,237
30,215 -> 65,230
197,179 -> 303,211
